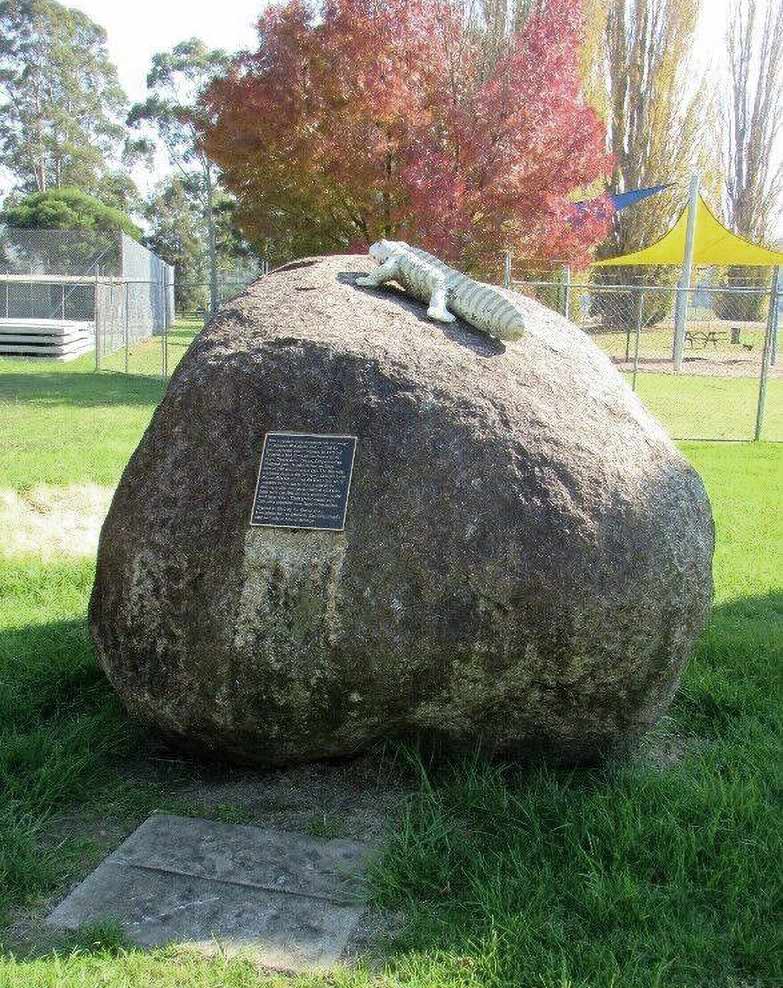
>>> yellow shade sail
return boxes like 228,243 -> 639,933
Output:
594,195 -> 783,267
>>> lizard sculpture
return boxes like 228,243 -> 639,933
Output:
356,239 -> 526,342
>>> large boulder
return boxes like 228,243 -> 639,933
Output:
90,255 -> 714,765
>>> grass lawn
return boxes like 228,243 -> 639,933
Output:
632,372 -> 783,442
591,322 -> 769,361
591,329 -> 782,443
0,328 -> 781,987
0,322 -> 198,487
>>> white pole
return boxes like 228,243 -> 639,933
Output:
771,266 -> 781,366
754,266 -> 779,440
94,270 -> 101,372
673,174 -> 701,372
562,264 -> 572,319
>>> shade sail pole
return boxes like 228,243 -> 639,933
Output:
673,174 -> 700,372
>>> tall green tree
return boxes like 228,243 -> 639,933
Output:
2,186 -> 140,237
129,39 -> 231,314
143,176 -> 259,314
0,0 -> 128,194
142,178 -> 207,314
0,186 -> 140,275
589,0 -> 710,259
95,171 -> 142,215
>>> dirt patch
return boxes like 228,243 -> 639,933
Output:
627,716 -> 703,770
0,485 -> 113,560
611,354 -> 781,379
122,742 -> 410,843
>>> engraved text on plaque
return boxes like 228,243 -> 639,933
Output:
250,432 -> 357,531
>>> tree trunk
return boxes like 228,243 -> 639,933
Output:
204,167 -> 219,315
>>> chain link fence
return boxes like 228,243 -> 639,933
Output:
0,227 -> 174,364
94,275 -> 261,377
507,264 -> 782,442
2,237 -> 780,443
0,226 -> 263,375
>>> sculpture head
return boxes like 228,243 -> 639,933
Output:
368,239 -> 398,262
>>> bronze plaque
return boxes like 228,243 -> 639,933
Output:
250,432 -> 357,531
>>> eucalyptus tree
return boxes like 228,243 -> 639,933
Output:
0,0 -> 127,194
129,40 -> 231,314
143,178 -> 208,316
143,175 -> 257,316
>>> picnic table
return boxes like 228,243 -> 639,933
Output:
684,327 -> 755,351
685,329 -> 724,349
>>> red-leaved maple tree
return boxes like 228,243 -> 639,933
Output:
203,0 -> 612,271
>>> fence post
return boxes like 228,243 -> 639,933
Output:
162,264 -> 168,381
632,289 -> 644,392
770,266 -> 781,366
562,264 -> 571,319
673,174 -> 701,372
161,267 -> 167,379
94,272 -> 101,372
754,268 -> 780,441
503,252 -> 511,289
124,281 -> 130,374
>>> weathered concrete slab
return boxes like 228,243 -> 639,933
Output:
47,814 -> 374,971
111,813 -> 370,901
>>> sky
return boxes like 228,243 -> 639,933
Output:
69,0 -> 270,199
0,0 -> 270,202
73,0 -> 267,106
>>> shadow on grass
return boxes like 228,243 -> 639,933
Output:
366,591 -> 782,987
0,615 -> 103,731
0,589 -> 779,984
0,919 -> 134,965
0,610 -> 133,812
674,590 -> 783,738
709,588 -> 783,623
0,604 -> 137,933
165,329 -> 200,341
0,372 -> 166,408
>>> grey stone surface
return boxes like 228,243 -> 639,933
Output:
90,254 -> 715,765
47,815 -> 372,971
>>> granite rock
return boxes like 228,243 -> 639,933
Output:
90,255 -> 714,765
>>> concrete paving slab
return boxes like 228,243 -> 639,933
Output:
112,814 -> 372,901
46,814 -> 374,971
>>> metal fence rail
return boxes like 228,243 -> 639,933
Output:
0,227 -> 176,365
94,234 -> 174,367
0,225 -> 121,277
